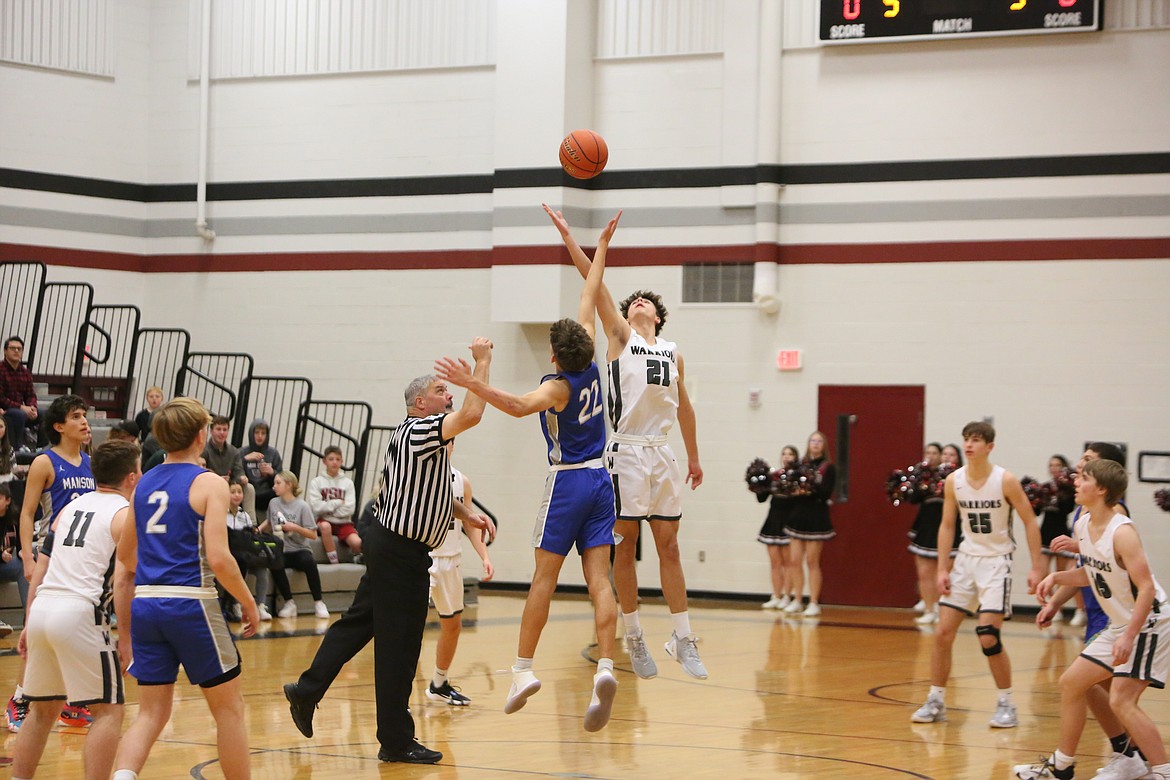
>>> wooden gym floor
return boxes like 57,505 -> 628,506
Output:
2,592 -> 1166,778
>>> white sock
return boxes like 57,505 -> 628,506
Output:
671,611 -> 692,639
1053,750 -> 1075,770
623,611 -> 641,636
432,668 -> 448,688
929,685 -> 946,701
513,657 -> 533,673
997,689 -> 1014,705
13,685 -> 23,701
326,550 -> 339,563
113,771 -> 139,780
597,657 -> 614,675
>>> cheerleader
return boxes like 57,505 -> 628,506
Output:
783,432 -> 837,617
1039,454 -> 1081,625
906,443 -> 944,624
756,446 -> 800,609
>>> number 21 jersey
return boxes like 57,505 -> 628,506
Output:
954,465 -> 1014,557
607,331 -> 678,437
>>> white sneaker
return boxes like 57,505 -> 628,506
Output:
231,603 -> 243,621
583,669 -> 617,732
914,609 -> 937,625
782,600 -> 803,614
802,602 -> 821,617
278,600 -> 298,618
1050,609 -> 1064,624
1013,755 -> 1072,779
1094,751 -> 1150,780
910,694 -> 946,723
313,600 -> 330,619
665,632 -> 709,679
913,599 -> 926,613
504,669 -> 541,714
776,594 -> 792,609
626,631 -> 658,679
258,604 -> 273,621
989,698 -> 1018,728
1070,609 -> 1087,627
761,596 -> 783,609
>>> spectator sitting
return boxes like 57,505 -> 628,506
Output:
106,420 -> 139,444
0,416 -> 14,484
0,336 -> 39,449
262,471 -> 330,620
239,419 -> 282,515
133,386 -> 164,443
0,483 -> 29,634
308,445 -> 358,564
222,481 -> 273,623
201,413 -> 256,518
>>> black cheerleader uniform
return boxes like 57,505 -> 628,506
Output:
756,492 -> 792,546
785,458 -> 837,542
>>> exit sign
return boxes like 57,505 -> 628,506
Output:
777,350 -> 802,371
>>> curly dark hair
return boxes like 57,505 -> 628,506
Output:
549,318 -> 595,373
618,290 -> 668,336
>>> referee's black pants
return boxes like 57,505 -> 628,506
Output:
294,568 -> 375,702
368,522 -> 432,752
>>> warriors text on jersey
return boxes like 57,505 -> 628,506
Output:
132,462 -> 215,591
37,449 -> 95,543
608,332 -> 678,437
541,362 -> 606,465
953,465 -> 1014,557
1076,511 -> 1167,629
39,491 -> 127,609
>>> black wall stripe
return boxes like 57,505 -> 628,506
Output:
3,152 -> 1168,203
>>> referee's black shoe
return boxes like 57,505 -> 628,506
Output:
378,740 -> 442,764
283,683 -> 316,739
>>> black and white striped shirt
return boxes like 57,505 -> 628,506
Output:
373,414 -> 453,550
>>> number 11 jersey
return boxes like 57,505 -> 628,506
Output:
607,331 -> 678,437
954,465 -> 1014,557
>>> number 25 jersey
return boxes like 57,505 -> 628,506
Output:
954,465 -> 1014,557
607,331 -> 678,437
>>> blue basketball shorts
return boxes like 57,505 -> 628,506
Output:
532,464 -> 617,556
129,595 -> 241,687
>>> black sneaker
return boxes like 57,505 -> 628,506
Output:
283,683 -> 317,739
426,681 -> 470,706
378,740 -> 442,764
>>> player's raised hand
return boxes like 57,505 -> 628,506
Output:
598,210 -> 623,246
542,203 -> 571,237
434,356 -> 473,388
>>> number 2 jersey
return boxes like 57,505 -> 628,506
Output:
132,462 -> 215,591
607,331 -> 678,437
541,362 -> 606,465
1075,511 -> 1167,629
953,465 -> 1014,557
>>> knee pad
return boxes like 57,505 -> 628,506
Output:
975,624 -> 1003,656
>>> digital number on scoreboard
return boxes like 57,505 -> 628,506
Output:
820,0 -> 1100,44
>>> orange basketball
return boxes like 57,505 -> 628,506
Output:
559,129 -> 608,179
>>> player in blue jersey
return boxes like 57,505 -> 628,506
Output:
9,394 -> 96,733
111,398 -> 259,780
436,210 -> 622,732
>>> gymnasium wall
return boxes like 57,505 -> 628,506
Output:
1,0 -> 1168,602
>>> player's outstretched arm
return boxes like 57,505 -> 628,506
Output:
676,353 -> 702,489
435,358 -> 569,418
936,475 -> 958,595
544,204 -> 630,353
578,210 -> 622,342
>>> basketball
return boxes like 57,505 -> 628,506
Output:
559,129 -> 608,179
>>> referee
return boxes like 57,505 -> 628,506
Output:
284,338 -> 494,764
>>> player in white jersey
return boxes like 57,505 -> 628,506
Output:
912,421 -> 1043,729
1015,459 -> 1170,780
11,439 -> 140,780
545,204 -> 707,681
424,447 -> 493,706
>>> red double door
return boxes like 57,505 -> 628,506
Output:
815,385 -> 925,608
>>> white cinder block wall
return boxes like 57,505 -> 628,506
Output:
1,0 -> 1168,603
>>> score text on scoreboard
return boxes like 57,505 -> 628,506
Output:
820,0 -> 1100,44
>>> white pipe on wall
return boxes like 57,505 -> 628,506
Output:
196,0 -> 215,241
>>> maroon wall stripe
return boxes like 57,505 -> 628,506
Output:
2,238 -> 1167,273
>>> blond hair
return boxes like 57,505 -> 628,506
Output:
152,397 -> 211,453
276,470 -> 301,497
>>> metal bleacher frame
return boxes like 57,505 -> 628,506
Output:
0,261 -> 387,493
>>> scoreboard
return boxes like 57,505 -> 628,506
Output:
820,0 -> 1101,44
